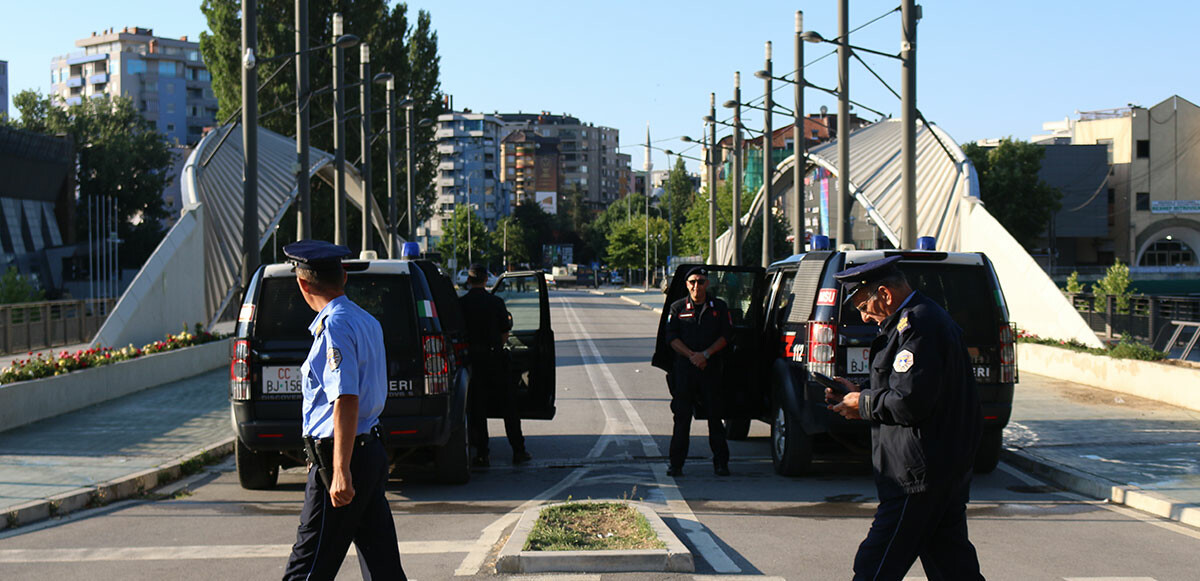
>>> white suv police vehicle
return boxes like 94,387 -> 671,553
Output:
229,258 -> 554,489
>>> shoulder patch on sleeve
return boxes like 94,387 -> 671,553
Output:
893,349 -> 914,373
327,346 -> 342,370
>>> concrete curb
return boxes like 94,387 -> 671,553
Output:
2,437 -> 234,531
1001,447 -> 1200,528
496,500 -> 694,574
1018,343 -> 1200,412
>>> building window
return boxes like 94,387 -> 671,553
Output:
166,102 -> 175,114
126,59 -> 146,74
1136,192 -> 1150,211
1136,139 -> 1150,159
1139,239 -> 1196,267
166,123 -> 176,132
158,61 -> 176,77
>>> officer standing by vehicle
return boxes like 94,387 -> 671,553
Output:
825,256 -> 984,581
663,266 -> 734,477
459,263 -> 531,467
281,240 -> 406,581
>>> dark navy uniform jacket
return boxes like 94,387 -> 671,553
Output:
664,295 -> 734,361
858,291 -> 982,498
458,287 -> 511,363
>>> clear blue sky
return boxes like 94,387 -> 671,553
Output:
3,1 -> 1197,173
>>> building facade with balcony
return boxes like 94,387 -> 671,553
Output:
428,112 -> 510,240
50,27 -> 217,146
495,112 -> 627,212
501,130 -> 561,214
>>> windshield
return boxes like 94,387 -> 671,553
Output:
254,274 -> 419,353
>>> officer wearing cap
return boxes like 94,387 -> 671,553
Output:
458,263 -> 530,467
662,266 -> 734,477
281,240 -> 406,580
825,256 -> 983,580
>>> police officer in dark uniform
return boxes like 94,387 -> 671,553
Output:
826,256 -> 984,581
281,240 -> 405,581
458,263 -> 530,467
663,266 -> 734,477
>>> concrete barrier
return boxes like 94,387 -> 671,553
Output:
0,338 -> 231,432
1018,342 -> 1200,412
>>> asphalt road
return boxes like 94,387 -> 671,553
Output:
1,290 -> 1198,580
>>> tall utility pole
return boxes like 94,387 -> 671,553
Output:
405,99 -> 416,243
793,10 -> 806,254
384,78 -> 397,257
240,0 -> 258,292
294,0 -> 310,240
762,41 -> 773,268
836,0 -> 851,248
901,0 -> 919,249
359,44 -> 373,254
707,94 -> 717,265
332,13 -> 347,246
644,124 -> 651,290
731,72 -> 743,266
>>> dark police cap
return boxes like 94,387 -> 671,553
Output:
685,266 -> 709,280
833,255 -> 903,301
283,240 -> 351,272
467,263 -> 488,280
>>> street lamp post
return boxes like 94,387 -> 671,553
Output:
359,44 -> 373,254
295,0 -> 310,240
794,11 -> 805,254
404,97 -> 417,242
837,0 -> 850,248
731,72 -> 743,266
707,94 -> 717,263
762,41 -> 773,268
240,0 -> 258,293
332,13 -> 348,246
377,73 -> 397,257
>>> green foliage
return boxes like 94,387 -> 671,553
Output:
961,138 -> 1062,248
662,156 -> 694,236
1065,271 -> 1083,294
525,502 -> 664,551
435,206 -> 491,269
605,216 -> 670,271
1092,259 -> 1134,313
678,180 -> 788,264
1016,330 -> 1166,361
9,91 -> 174,269
199,1 -> 445,252
490,216 -> 530,268
0,267 -> 45,304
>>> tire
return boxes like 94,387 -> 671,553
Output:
771,402 -> 812,476
434,422 -> 471,484
724,418 -> 751,441
973,426 -> 1003,474
235,437 -> 279,490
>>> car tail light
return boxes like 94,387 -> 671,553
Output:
423,334 -> 450,395
808,322 -> 836,376
999,323 -> 1017,383
230,339 -> 251,400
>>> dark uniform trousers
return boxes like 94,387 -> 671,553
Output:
852,471 -> 983,581
668,358 -> 729,468
283,438 -> 405,581
467,349 -> 525,458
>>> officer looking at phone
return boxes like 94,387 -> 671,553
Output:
281,240 -> 405,581
824,256 -> 984,581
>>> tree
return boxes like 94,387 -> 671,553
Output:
9,91 -> 174,269
490,216 -> 530,269
1092,258 -> 1135,313
199,1 -> 445,251
605,216 -> 670,273
0,267 -> 45,304
961,138 -> 1062,248
1065,271 -> 1083,294
662,156 -> 694,239
436,206 -> 490,269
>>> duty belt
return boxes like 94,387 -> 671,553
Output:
302,426 -> 381,489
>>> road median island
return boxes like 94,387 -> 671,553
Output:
497,500 -> 693,574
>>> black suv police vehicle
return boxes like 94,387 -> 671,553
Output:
229,258 -> 554,489
654,237 -> 1016,476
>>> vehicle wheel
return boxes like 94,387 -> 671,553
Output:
771,402 -> 812,476
434,422 -> 471,484
973,427 -> 1003,474
724,418 -> 751,441
235,437 -> 279,490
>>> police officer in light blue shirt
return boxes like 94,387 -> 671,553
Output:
281,240 -> 406,581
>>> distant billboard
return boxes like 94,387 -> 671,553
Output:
537,191 -> 558,214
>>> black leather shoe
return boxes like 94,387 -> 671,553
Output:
666,465 -> 684,477
513,450 -> 532,465
714,464 -> 731,476
471,455 -> 490,468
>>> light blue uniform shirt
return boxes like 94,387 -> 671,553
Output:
300,295 -> 388,438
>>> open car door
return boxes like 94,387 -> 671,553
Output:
492,271 -> 555,420
651,264 -> 767,421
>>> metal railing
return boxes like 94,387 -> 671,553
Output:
1067,292 -> 1200,358
0,299 -> 116,356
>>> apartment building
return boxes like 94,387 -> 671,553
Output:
0,60 -> 8,120
495,112 -> 627,212
501,129 -> 562,214
50,27 -> 218,146
428,112 -> 510,240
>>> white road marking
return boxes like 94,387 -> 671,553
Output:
0,540 -> 473,563
559,297 -> 740,574
507,576 -> 601,581
1063,578 -> 1158,581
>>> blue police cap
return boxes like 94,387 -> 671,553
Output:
833,255 -> 903,302
283,240 -> 351,272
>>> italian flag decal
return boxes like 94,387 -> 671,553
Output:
417,300 -> 437,318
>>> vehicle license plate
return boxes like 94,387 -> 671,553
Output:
263,366 -> 303,394
845,347 -> 871,375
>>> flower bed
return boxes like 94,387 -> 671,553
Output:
1016,329 -> 1166,361
1,324 -> 225,384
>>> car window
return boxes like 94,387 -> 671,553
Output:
493,274 -> 542,333
255,274 -> 419,352
770,271 -> 797,329
838,263 -> 1000,344
708,270 -> 758,328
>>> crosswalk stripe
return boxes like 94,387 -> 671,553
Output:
0,540 -> 475,563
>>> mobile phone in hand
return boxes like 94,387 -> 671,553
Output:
811,371 -> 850,395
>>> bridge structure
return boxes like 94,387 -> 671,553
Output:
94,118 -> 1101,350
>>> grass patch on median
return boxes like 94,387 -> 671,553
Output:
524,501 -> 665,551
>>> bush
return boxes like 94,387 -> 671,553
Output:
1016,329 -> 1166,361
0,324 -> 225,384
1092,259 -> 1134,313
